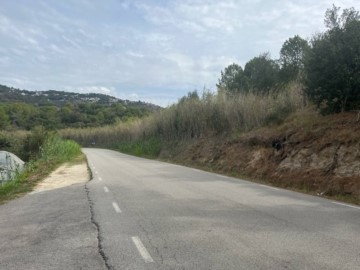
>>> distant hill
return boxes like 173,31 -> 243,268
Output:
0,84 -> 161,130
0,84 -> 160,110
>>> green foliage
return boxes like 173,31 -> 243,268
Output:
0,105 -> 10,129
216,63 -> 248,95
0,84 -> 159,130
116,137 -> 161,158
244,53 -> 280,94
217,54 -> 280,96
0,101 -> 152,130
304,5 -> 360,113
22,126 -> 49,161
40,136 -> 81,163
0,132 -> 81,204
279,35 -> 310,83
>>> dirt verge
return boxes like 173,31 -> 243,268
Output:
32,161 -> 89,193
160,112 -> 360,204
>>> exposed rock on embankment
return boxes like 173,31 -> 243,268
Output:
161,112 -> 360,203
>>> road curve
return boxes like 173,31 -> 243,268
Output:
84,148 -> 360,270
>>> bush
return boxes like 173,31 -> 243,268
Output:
22,126 -> 48,161
40,135 -> 81,163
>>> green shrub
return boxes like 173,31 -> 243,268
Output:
0,132 -> 81,203
22,126 -> 49,161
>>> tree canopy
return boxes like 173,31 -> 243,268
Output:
244,53 -> 280,94
279,35 -> 309,83
304,5 -> 360,113
216,63 -> 248,95
217,5 -> 360,115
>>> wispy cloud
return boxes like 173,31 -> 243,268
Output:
0,0 -> 359,106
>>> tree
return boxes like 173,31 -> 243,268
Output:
244,53 -> 280,94
216,63 -> 248,95
279,35 -> 309,83
304,5 -> 360,113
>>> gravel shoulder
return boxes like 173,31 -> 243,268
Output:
32,162 -> 89,193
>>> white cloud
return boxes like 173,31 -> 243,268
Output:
75,86 -> 114,95
61,35 -> 81,49
126,51 -> 144,58
1,0 -> 360,106
49,44 -> 65,54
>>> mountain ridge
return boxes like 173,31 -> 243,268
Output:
0,84 -> 160,130
0,84 -> 160,110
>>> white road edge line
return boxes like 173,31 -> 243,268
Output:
332,202 -> 360,210
259,184 -> 279,191
104,186 -> 109,193
131,236 -> 154,263
112,202 -> 122,213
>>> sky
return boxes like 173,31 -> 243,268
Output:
0,0 -> 359,107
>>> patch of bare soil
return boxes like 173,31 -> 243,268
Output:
162,112 -> 360,204
32,161 -> 89,193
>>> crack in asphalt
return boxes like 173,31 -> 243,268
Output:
85,162 -> 113,270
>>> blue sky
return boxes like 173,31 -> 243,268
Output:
0,0 -> 359,107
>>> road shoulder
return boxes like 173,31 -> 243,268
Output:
0,161 -> 106,269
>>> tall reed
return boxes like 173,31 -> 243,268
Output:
60,83 -> 304,147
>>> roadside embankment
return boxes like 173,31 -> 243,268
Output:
159,112 -> 360,204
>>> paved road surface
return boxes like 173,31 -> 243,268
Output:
83,148 -> 360,270
0,162 -> 106,270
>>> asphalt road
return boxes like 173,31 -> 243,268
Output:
0,163 -> 106,270
83,148 -> 360,270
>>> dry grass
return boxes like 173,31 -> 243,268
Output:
60,82 -> 305,147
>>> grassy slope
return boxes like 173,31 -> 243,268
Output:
0,137 -> 82,204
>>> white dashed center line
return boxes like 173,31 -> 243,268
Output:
104,186 -> 109,193
112,202 -> 122,213
131,236 -> 154,263
98,177 -> 102,181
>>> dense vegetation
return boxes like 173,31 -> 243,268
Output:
304,6 -> 360,113
0,85 -> 160,130
217,6 -> 359,114
61,83 -> 303,154
0,129 -> 81,203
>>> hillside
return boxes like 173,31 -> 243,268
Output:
0,84 -> 160,130
0,84 -> 159,109
161,111 -> 360,204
